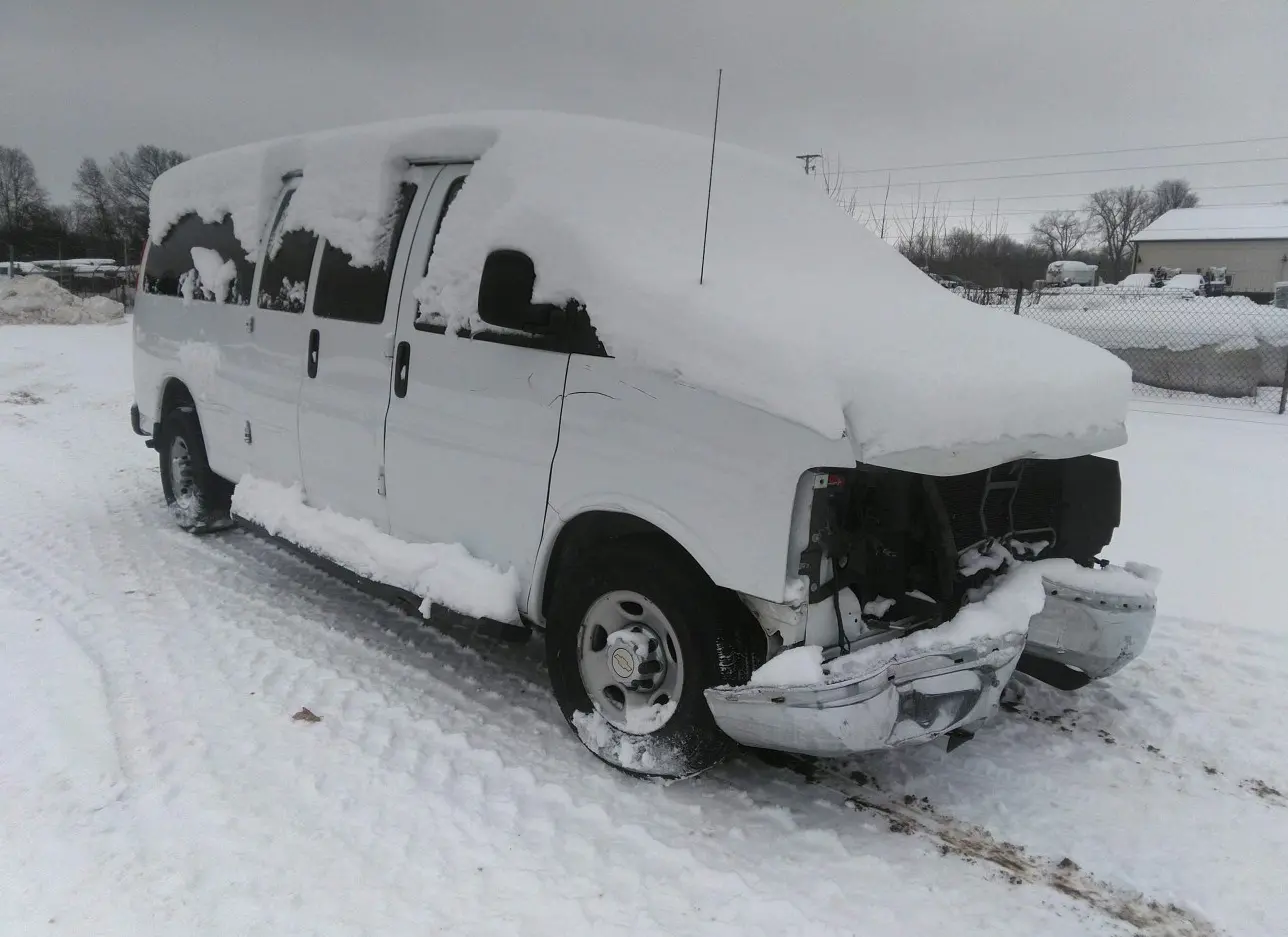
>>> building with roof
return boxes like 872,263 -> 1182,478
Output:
1133,206 -> 1288,294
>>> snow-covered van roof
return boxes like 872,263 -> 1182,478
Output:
149,112 -> 1130,473
1135,205 -> 1288,242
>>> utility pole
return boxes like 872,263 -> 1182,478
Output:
796,153 -> 822,176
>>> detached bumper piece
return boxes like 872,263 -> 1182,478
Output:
704,638 -> 1023,758
1020,565 -> 1157,690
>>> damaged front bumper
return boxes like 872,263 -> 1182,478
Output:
1019,565 -> 1157,690
706,562 -> 1157,758
704,636 -> 1024,758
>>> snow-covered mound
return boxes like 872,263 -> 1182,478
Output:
0,276 -> 125,325
1028,286 -> 1288,353
151,113 -> 1131,470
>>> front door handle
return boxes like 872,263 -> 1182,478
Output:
307,328 -> 320,379
393,341 -> 411,398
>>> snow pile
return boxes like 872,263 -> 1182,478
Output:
1033,557 -> 1159,599
231,476 -> 521,622
830,565 -> 1044,681
151,113 -> 1129,470
746,557 -> 1159,691
747,645 -> 826,687
0,276 -> 124,325
745,564 -> 1047,690
1027,288 -> 1288,353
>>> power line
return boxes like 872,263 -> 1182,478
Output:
853,180 -> 1288,207
833,133 -> 1288,177
835,154 -> 1288,192
871,199 -> 1288,221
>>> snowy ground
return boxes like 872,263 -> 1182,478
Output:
2,323 -> 1284,937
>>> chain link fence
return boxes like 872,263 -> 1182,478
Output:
963,284 -> 1288,414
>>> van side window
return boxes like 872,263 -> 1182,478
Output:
313,182 -> 417,325
258,190 -> 318,313
143,213 -> 254,305
414,175 -> 467,334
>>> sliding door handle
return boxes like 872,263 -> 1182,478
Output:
393,341 -> 411,398
307,328 -> 320,379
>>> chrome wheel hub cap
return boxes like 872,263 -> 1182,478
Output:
577,590 -> 684,733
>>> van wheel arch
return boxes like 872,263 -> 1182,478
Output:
158,377 -> 196,431
155,378 -> 233,533
539,511 -> 764,650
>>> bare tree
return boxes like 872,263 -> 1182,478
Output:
814,156 -> 859,218
105,144 -> 188,247
1148,178 -> 1199,221
1029,210 -> 1088,259
1085,186 -> 1153,281
72,158 -> 119,244
0,146 -> 50,231
891,187 -> 950,267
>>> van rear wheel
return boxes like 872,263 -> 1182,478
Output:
545,537 -> 762,779
158,406 -> 233,534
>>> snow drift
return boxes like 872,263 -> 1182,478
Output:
1027,287 -> 1288,353
0,276 -> 125,326
150,112 -> 1131,468
231,477 -> 521,622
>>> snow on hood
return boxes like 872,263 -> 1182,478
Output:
150,112 -> 1131,469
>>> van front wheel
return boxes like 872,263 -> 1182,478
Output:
545,537 -> 761,779
158,406 -> 233,533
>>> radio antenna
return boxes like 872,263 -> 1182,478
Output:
699,68 -> 723,286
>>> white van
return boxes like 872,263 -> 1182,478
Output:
131,114 -> 1156,778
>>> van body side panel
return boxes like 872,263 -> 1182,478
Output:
132,290 -> 248,482
227,302 -> 309,488
544,357 -> 853,609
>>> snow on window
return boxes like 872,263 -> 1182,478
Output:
144,212 -> 253,305
190,247 -> 237,304
179,269 -> 196,306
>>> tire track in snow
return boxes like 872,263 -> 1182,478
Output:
0,328 -> 1158,935
0,466 -> 1129,937
759,754 -> 1222,937
162,527 -> 1216,936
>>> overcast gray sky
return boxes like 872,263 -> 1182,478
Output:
5,0 -> 1288,235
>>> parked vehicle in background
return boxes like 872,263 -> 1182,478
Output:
130,113 -> 1156,778
1118,273 -> 1154,288
1162,273 -> 1206,295
1045,260 -> 1098,287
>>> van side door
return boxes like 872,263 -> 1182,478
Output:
295,169 -> 437,528
383,166 -> 568,597
228,181 -> 319,488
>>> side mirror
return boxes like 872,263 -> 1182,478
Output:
477,248 -> 563,333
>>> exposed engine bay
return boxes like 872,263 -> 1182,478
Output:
796,456 -> 1122,655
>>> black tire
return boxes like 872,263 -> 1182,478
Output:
158,405 -> 233,534
545,536 -> 763,779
